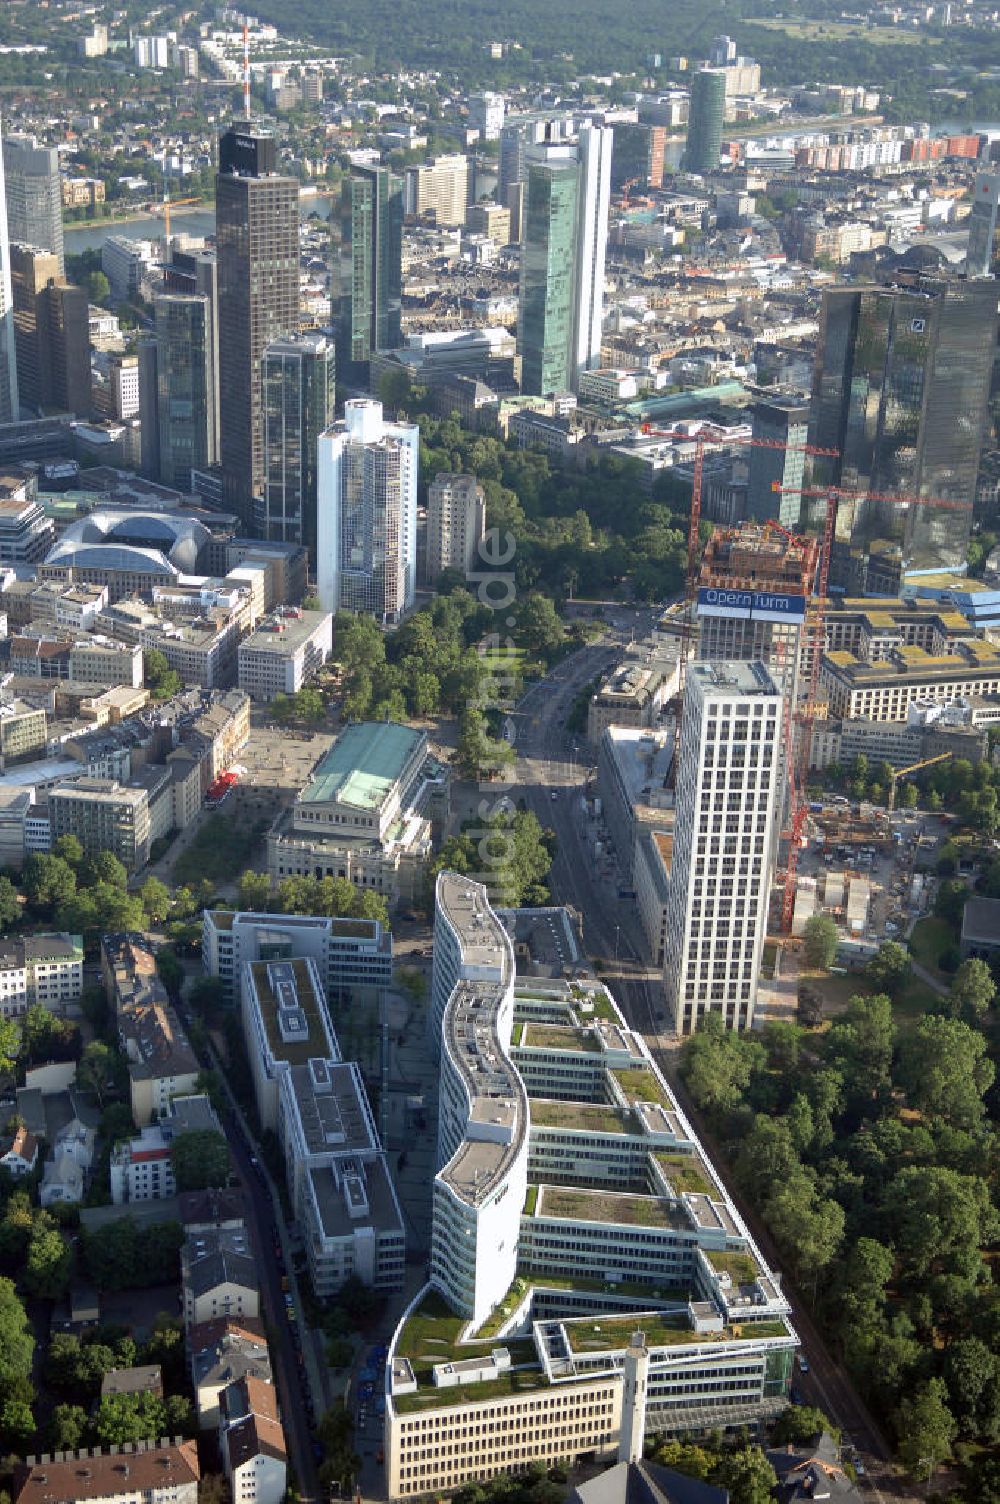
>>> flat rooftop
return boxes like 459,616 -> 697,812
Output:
241,609 -> 331,654
309,1153 -> 403,1241
528,1100 -> 634,1136
286,1059 -> 375,1156
300,720 -> 425,809
439,978 -> 526,1207
438,871 -> 511,972
248,957 -> 337,1066
536,1185 -> 687,1230
688,660 -> 778,698
602,728 -> 674,811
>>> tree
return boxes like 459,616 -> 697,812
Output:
238,870 -> 273,911
23,854 -> 76,915
0,1278 -> 33,1388
155,947 -> 184,1001
0,1016 -> 19,1076
865,940 -> 911,996
771,1406 -> 837,1446
681,1014 -> 766,1117
895,1378 -> 955,1480
712,1447 -> 778,1504
93,1390 -> 167,1446
139,877 -> 171,925
83,850 -> 127,889
77,1041 -> 120,1107
143,650 -> 182,701
514,593 -> 566,658
188,976 -> 228,1015
47,1403 -> 88,1451
883,1165 -> 995,1281
24,1217 -> 72,1300
825,993 -> 895,1110
52,834 -> 84,869
648,1439 -> 713,1479
802,915 -> 838,970
947,957 -> 996,1022
0,876 -> 19,932
197,1475 -> 232,1504
943,1337 -> 1000,1440
170,1130 -> 230,1192
85,269 -> 110,304
896,1015 -> 994,1129
0,1398 -> 35,1449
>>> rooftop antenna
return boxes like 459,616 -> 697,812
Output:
242,21 -> 251,121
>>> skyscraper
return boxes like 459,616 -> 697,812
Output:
216,125 -> 300,526
163,247 -> 219,462
746,398 -> 809,526
3,136 -> 65,274
10,244 -> 89,417
151,293 -> 217,492
610,123 -> 666,191
260,331 -> 335,557
316,399 -> 418,622
518,125 -> 613,396
662,660 -> 783,1035
425,473 -> 486,583
336,164 -> 402,386
403,154 -> 472,226
965,171 -> 1000,278
682,69 -> 726,175
810,275 -> 997,591
0,127 -> 18,424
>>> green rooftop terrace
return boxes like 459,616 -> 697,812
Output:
393,1291 -> 542,1413
612,1068 -> 671,1108
537,1186 -> 681,1229
250,956 -> 330,1066
528,1100 -> 633,1135
565,1314 -> 790,1355
705,1249 -> 758,1284
300,720 -> 424,808
655,1153 -> 714,1197
521,1023 -> 600,1053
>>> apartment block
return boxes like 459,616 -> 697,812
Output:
14,1442 -> 199,1504
47,777 -> 151,870
237,608 -> 333,703
201,907 -> 392,1004
0,700 -> 46,765
110,1094 -> 223,1205
425,473 -> 485,584
0,932 -> 83,1019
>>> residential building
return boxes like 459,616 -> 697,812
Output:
662,662 -> 783,1034
220,1376 -> 287,1504
519,126 -> 613,395
190,1316 -> 271,1429
0,699 -> 46,765
683,70 -> 727,174
237,608 -> 333,703
0,932 -> 83,1018
110,1094 -> 223,1205
201,907 -> 392,1006
425,473 -> 485,583
216,126 -> 300,525
404,155 -> 472,227
39,1115 -> 95,1206
0,127 -> 18,424
14,1441 -> 200,1504
267,721 -> 442,904
384,874 -> 797,1498
961,897 -> 1000,961
3,137 -> 64,272
150,293 -> 217,492
316,399 -> 419,622
47,777 -> 151,870
768,1432 -> 863,1504
0,1124 -> 38,1178
810,277 -> 997,592
259,331 -> 335,555
100,1366 -> 163,1401
182,1224 -> 260,1328
336,164 -> 403,384
10,245 -> 90,416
118,994 -> 200,1125
966,171 -> 1000,278
746,399 -> 809,527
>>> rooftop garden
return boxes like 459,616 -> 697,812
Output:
538,1186 -> 679,1229
612,1068 -> 671,1108
528,1099 -> 633,1135
522,1023 -> 601,1053
564,1314 -> 790,1355
396,1290 -> 537,1381
705,1248 -> 758,1284
572,987 -> 618,1022
392,1364 -> 547,1414
655,1152 -> 715,1197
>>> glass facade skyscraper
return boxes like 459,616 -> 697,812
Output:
810,276 -> 997,591
336,165 -> 402,385
153,293 -> 216,493
682,70 -> 726,176
216,126 -> 300,526
966,171 -> 1000,278
259,331 -> 335,558
3,136 -> 64,275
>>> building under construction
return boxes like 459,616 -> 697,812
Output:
696,521 -> 819,707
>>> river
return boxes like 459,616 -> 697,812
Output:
63,194 -> 335,254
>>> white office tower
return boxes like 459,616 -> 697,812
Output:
572,124 -> 614,385
316,399 -> 419,623
663,662 -> 783,1035
966,170 -> 1000,278
0,123 -> 18,423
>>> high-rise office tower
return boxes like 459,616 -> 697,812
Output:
746,398 -> 809,526
149,293 -> 216,492
163,247 -> 219,461
662,660 -> 782,1035
0,129 -> 18,424
682,69 -> 726,175
610,123 -> 666,191
425,473 -> 486,583
316,399 -> 418,622
259,331 -> 335,557
10,244 -> 89,416
336,164 -> 402,387
3,136 -> 64,274
810,276 -> 997,591
965,171 -> 1000,278
403,154 -> 472,226
216,125 -> 300,526
518,125 -> 613,396
710,34 -> 738,64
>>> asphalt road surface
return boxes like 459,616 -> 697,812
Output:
509,644 -> 906,1502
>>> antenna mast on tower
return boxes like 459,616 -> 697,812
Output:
242,21 -> 251,120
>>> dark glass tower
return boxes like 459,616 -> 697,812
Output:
216,125 -> 299,526
153,293 -> 216,493
682,70 -> 726,176
259,331 -> 335,558
336,164 -> 402,387
810,275 -> 997,591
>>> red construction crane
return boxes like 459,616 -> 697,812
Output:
769,480 -> 973,931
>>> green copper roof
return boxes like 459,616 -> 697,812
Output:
300,721 -> 424,810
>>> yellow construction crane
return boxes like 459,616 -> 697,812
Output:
887,751 -> 953,812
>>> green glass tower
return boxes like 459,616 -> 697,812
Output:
519,160 -> 579,396
683,69 -> 726,175
336,164 -> 403,387
259,331 -> 335,559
